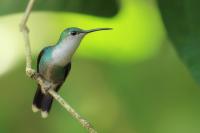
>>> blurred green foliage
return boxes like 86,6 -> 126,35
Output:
0,0 -> 164,74
0,0 -> 200,133
1,44 -> 200,133
158,0 -> 200,84
0,0 -> 118,17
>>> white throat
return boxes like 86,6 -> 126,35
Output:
52,34 -> 84,66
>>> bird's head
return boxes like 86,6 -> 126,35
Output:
55,27 -> 112,61
59,27 -> 112,44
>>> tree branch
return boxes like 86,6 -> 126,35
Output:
19,0 -> 97,133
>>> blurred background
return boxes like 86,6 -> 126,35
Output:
1,0 -> 200,133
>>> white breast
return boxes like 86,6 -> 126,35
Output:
52,34 -> 84,66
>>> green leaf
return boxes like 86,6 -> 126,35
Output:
157,0 -> 200,83
0,0 -> 118,17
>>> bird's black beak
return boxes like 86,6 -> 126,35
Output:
83,28 -> 112,34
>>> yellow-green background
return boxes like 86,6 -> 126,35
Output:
0,0 -> 200,133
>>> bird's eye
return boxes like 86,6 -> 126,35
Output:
70,31 -> 77,36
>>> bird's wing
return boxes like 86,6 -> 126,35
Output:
37,46 -> 50,72
63,62 -> 71,81
54,62 -> 71,92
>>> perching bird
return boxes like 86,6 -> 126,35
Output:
32,27 -> 111,118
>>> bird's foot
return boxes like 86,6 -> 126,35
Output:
41,81 -> 53,94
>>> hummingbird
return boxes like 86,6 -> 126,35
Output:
32,27 -> 112,118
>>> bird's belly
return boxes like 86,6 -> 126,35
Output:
39,63 -> 66,83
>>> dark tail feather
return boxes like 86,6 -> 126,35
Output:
32,85 -> 44,113
32,84 -> 62,118
40,84 -> 63,118
32,85 -> 54,118
40,94 -> 54,118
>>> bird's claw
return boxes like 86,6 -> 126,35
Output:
41,82 -> 52,94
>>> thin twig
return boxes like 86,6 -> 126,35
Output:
19,0 -> 97,133
48,90 -> 97,133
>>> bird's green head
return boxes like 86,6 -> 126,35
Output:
60,27 -> 84,39
59,27 -> 112,41
55,27 -> 112,61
